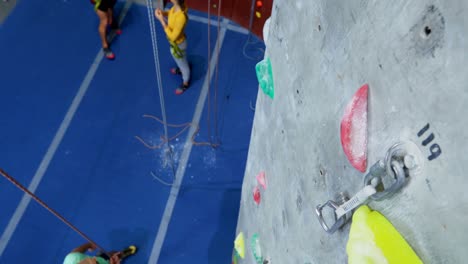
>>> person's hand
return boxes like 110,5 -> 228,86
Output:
154,8 -> 163,20
87,243 -> 97,252
109,253 -> 121,264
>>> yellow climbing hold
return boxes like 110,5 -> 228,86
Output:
234,232 -> 246,258
347,206 -> 423,264
256,11 -> 262,18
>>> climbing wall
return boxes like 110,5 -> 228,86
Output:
235,0 -> 468,263
0,0 -> 17,24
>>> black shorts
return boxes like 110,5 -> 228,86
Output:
97,0 -> 116,12
97,252 -> 110,260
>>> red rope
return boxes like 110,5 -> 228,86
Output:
207,0 -> 212,145
214,0 -> 222,145
0,168 -> 110,258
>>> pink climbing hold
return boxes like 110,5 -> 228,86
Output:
256,171 -> 267,190
253,186 -> 261,205
340,84 -> 369,173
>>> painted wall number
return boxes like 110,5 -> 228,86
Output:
417,123 -> 442,161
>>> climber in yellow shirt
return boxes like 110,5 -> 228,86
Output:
155,0 -> 191,95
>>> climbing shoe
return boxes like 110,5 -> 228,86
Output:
103,48 -> 115,60
121,245 -> 137,259
170,67 -> 182,75
175,83 -> 189,95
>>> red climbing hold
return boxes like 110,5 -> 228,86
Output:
253,186 -> 261,205
256,1 -> 263,7
256,171 -> 267,190
340,84 -> 369,173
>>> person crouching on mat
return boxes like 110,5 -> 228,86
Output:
154,0 -> 191,95
91,0 -> 122,60
63,242 -> 136,264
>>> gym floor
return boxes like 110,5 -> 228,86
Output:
0,0 -> 264,263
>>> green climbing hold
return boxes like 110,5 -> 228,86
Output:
251,233 -> 263,264
232,249 -> 239,264
255,57 -> 275,99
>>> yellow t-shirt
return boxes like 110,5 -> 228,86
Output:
164,6 -> 188,44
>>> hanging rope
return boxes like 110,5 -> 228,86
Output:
205,0 -> 223,148
206,0 -> 213,146
0,169 -> 110,258
136,0 -> 225,184
243,0 -> 265,60
145,0 -> 176,177
214,0 -> 222,145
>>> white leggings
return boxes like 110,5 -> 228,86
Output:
170,40 -> 190,84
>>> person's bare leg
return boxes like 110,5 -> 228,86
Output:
96,9 -> 109,49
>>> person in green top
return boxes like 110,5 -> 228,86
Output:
63,242 -> 136,264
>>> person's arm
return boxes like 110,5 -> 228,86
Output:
109,252 -> 122,264
157,16 -> 168,30
162,15 -> 186,43
155,8 -> 168,18
71,242 -> 96,253
155,9 -> 167,24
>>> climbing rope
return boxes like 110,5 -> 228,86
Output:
135,114 -> 219,149
0,169 -> 110,258
136,0 -> 226,186
243,0 -> 265,60
214,0 -> 222,146
207,0 -> 213,145
206,0 -> 223,148
145,0 -> 176,177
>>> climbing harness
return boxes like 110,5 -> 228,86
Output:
316,142 -> 415,234
91,0 -> 101,11
169,41 -> 184,59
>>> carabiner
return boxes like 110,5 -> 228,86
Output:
364,144 -> 408,200
315,199 -> 350,234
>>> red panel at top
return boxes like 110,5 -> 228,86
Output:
186,0 -> 272,39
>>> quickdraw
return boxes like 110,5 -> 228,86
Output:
316,142 -> 416,234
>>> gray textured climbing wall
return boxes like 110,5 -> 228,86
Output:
236,0 -> 468,263
0,0 -> 17,24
